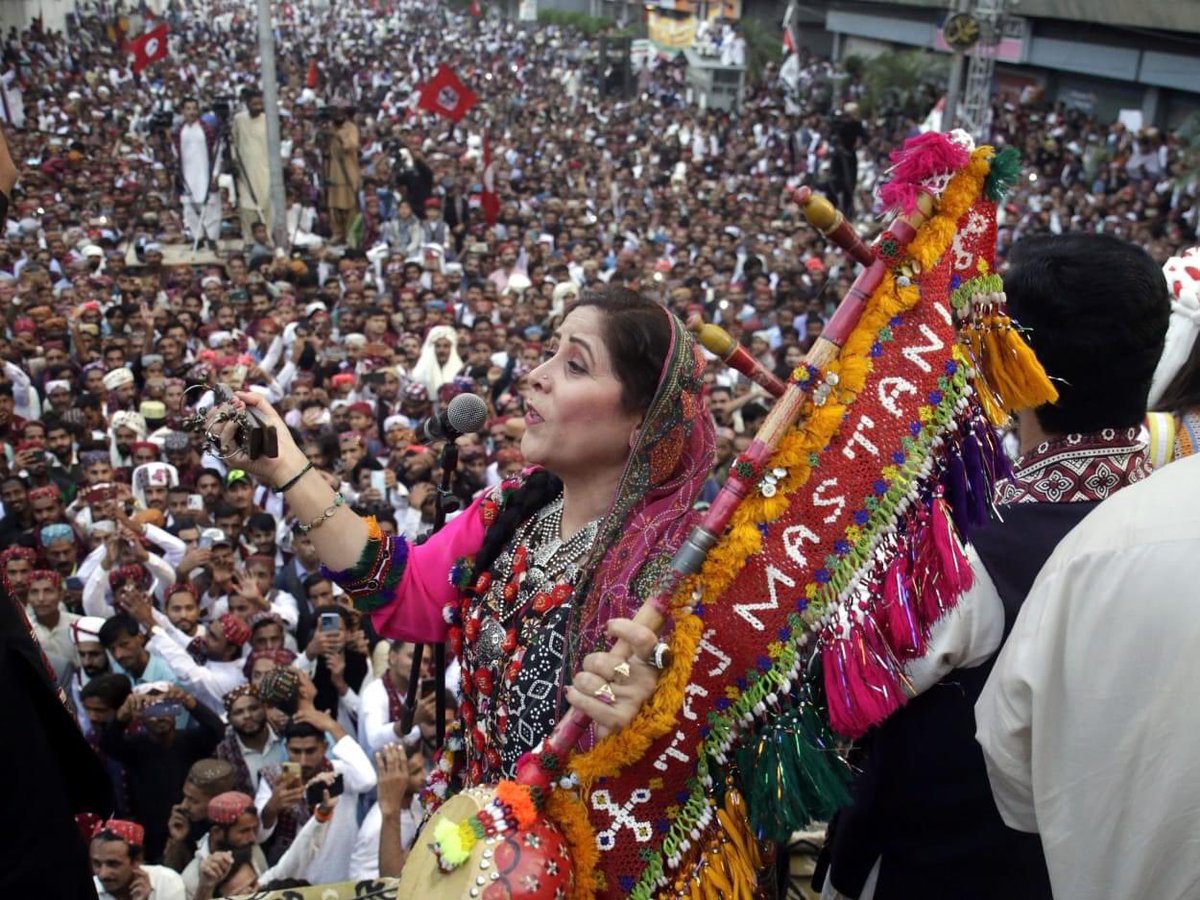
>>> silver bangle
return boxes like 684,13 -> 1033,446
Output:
295,492 -> 344,535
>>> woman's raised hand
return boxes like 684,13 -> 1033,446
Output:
204,391 -> 308,488
566,618 -> 662,740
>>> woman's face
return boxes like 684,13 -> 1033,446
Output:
522,306 -> 642,482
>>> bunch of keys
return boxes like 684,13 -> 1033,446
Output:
180,384 -> 278,460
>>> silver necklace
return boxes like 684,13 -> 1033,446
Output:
474,496 -> 599,665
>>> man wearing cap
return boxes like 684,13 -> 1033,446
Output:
103,366 -> 138,413
109,410 -> 148,471
124,587 -> 250,714
217,683 -> 286,795
132,461 -> 180,514
161,759 -> 238,875
223,468 -> 261,520
91,819 -> 186,900
44,377 -> 73,414
69,615 -> 112,734
101,680 -> 225,863
141,399 -> 173,445
181,791 -> 266,898
27,483 -> 65,530
42,523 -> 79,578
163,432 -> 202,488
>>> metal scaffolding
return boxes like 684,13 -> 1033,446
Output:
956,0 -> 1009,140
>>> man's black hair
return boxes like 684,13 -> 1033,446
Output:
301,572 -> 331,596
246,512 -> 276,534
80,672 -> 133,708
251,616 -> 282,635
1004,233 -> 1170,435
283,720 -> 324,742
92,828 -> 143,858
98,613 -> 141,647
168,516 -> 198,535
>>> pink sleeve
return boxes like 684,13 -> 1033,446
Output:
325,491 -> 490,644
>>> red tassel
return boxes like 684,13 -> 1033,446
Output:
880,552 -> 924,659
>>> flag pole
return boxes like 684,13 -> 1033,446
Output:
256,0 -> 288,250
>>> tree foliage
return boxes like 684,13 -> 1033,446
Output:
859,48 -> 948,119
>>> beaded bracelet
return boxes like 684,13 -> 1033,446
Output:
273,460 -> 314,493
295,492 -> 344,535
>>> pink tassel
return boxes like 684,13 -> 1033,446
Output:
880,552 -> 924,659
822,637 -> 864,738
931,497 -> 974,597
823,617 -> 906,738
912,498 -> 975,630
880,132 -> 971,214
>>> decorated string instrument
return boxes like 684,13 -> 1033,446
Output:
400,132 -> 1054,900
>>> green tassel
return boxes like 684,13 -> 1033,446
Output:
984,146 -> 1021,201
735,701 -> 853,843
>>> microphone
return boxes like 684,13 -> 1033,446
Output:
420,391 -> 488,443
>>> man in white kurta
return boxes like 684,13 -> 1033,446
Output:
232,88 -> 272,242
976,451 -> 1200,900
177,97 -> 222,248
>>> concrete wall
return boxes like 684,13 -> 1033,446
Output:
0,0 -> 77,34
844,0 -> 1200,36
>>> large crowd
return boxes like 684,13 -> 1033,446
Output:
3,0 -> 1197,896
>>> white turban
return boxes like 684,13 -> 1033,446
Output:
71,617 -> 107,646
1148,247 -> 1200,408
102,367 -> 135,391
131,462 -> 179,509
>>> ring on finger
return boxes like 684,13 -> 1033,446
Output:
592,682 -> 617,706
612,661 -> 631,682
643,641 -> 672,671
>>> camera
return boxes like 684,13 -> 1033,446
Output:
305,773 -> 344,807
211,95 -> 235,122
148,110 -> 174,132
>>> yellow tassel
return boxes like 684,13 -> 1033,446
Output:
981,320 -> 1021,409
999,324 -> 1059,410
691,788 -> 762,900
543,790 -> 599,900
973,375 -> 1009,426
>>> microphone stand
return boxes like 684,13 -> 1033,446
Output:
399,440 -> 460,749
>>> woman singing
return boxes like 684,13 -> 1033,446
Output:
216,287 -> 715,811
